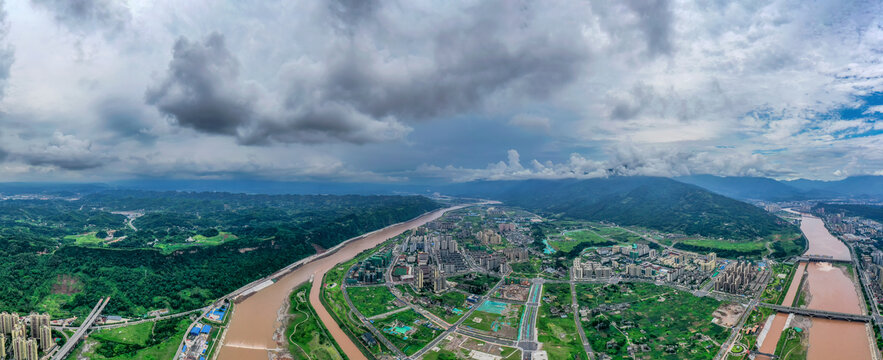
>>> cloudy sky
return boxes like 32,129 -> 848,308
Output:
0,0 -> 882,182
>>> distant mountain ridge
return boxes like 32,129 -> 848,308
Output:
441,177 -> 797,240
1,175 -> 879,202
676,175 -> 883,201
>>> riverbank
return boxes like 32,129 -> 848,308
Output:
217,204 -> 470,360
757,212 -> 875,360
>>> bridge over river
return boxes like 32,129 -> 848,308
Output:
758,302 -> 871,322
794,255 -> 852,263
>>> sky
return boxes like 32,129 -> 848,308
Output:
0,0 -> 882,183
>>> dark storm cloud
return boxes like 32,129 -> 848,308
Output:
145,33 -> 255,136
30,0 -> 130,33
10,132 -> 112,170
305,17 -> 587,121
98,98 -> 156,143
624,0 -> 673,56
150,3 -> 589,146
20,154 -> 104,170
146,33 -> 407,145
239,102 -> 407,145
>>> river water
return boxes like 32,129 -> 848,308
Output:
217,205 -> 464,360
757,213 -> 874,360
801,215 -> 852,261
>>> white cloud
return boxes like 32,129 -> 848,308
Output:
0,0 -> 880,180
418,145 -> 788,182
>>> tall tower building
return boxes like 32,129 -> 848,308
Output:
12,337 -> 25,360
11,324 -> 25,341
27,314 -> 49,337
24,339 -> 37,360
432,267 -> 446,293
0,313 -> 18,334
416,270 -> 424,289
0,333 -> 6,358
39,325 -> 52,351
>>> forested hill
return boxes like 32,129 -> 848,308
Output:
444,177 -> 796,240
813,203 -> 883,223
675,175 -> 808,201
0,191 -> 440,318
675,174 -> 883,201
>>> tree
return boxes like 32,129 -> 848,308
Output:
96,230 -> 108,239
200,228 -> 220,238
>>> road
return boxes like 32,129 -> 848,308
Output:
342,283 -> 408,358
55,307 -> 206,332
517,281 -> 541,358
408,277 -> 509,359
173,304 -> 217,359
713,299 -> 757,360
52,297 -> 110,360
570,281 -> 595,360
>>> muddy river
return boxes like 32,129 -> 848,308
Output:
217,205 -> 466,360
758,213 -> 874,360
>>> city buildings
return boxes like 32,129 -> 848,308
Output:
715,261 -> 766,294
572,258 -> 613,279
476,229 -> 502,245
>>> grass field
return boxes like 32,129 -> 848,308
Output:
69,318 -> 190,360
153,232 -> 238,253
347,285 -> 402,318
510,258 -> 543,277
286,283 -> 344,360
549,230 -> 614,252
462,302 -> 522,340
537,283 -> 586,360
578,283 -> 728,360
91,322 -> 154,345
587,225 -> 646,244
65,232 -> 105,245
679,238 -> 766,252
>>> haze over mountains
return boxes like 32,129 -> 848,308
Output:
677,175 -> 883,201
4,175 -> 881,201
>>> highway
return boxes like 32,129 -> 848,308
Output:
52,297 -> 110,360
516,281 -> 541,358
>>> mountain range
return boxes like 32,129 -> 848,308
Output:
3,175 -> 880,244
677,175 -> 883,201
440,177 -> 798,240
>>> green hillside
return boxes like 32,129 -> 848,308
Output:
448,177 -> 800,241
